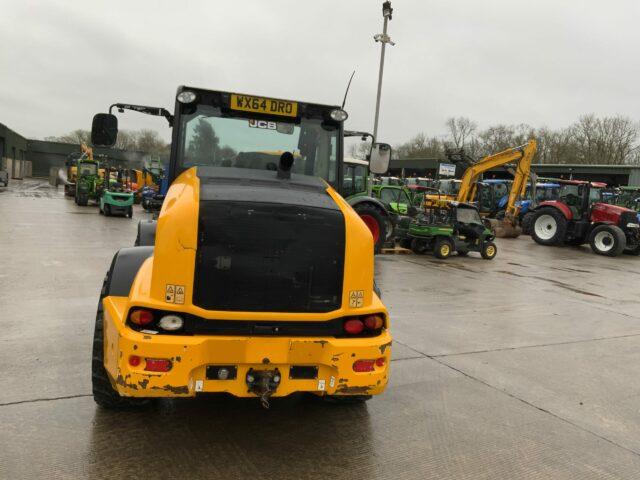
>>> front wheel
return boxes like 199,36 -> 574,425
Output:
127,206 -> 133,218
354,204 -> 387,254
433,237 -> 453,259
481,241 -> 498,260
589,224 -> 626,257
531,208 -> 567,246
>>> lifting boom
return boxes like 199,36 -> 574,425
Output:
456,139 -> 537,237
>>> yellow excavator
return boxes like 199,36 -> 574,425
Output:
455,139 -> 537,237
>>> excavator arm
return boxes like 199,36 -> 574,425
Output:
503,140 -> 537,222
456,139 -> 537,204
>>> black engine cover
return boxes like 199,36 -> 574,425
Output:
192,167 -> 347,313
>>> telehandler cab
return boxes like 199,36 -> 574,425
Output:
90,87 -> 393,409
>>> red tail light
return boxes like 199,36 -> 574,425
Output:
129,355 -> 141,367
344,318 -> 365,335
144,358 -> 172,372
363,314 -> 384,330
353,360 -> 375,372
375,357 -> 386,367
130,309 -> 154,326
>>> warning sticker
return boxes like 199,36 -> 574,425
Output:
349,290 -> 364,308
195,380 -> 204,392
329,376 -> 335,388
175,285 -> 185,305
165,284 -> 175,303
317,379 -> 326,391
165,284 -> 185,304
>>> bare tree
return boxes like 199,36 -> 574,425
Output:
570,114 -> 639,165
45,129 -> 91,145
445,117 -> 477,149
135,129 -> 167,153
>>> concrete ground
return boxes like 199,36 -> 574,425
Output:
1,179 -> 640,479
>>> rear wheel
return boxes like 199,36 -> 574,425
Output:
410,238 -> 429,254
127,206 -> 133,218
433,237 -> 453,259
531,208 -> 567,246
481,241 -> 498,260
77,193 -> 88,206
589,224 -> 626,256
354,204 -> 387,254
104,204 -> 111,216
521,212 -> 535,235
92,304 -> 149,409
624,244 -> 640,255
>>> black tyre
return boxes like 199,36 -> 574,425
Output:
92,282 -> 149,409
589,224 -> 626,257
433,237 -> 453,259
127,206 -> 133,219
624,243 -> 640,255
531,207 -> 567,246
521,212 -> 535,235
77,194 -> 88,206
399,238 -> 412,249
410,238 -> 428,254
481,241 -> 498,260
354,203 -> 387,254
104,204 -> 111,216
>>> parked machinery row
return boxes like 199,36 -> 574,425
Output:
365,139 -> 640,259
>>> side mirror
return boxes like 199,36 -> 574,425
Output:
91,113 -> 118,147
369,142 -> 391,175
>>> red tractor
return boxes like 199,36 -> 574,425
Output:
529,179 -> 640,256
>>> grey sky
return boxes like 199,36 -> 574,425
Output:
2,0 -> 640,146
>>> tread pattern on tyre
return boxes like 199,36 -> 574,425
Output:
531,207 -> 567,246
92,281 -> 148,409
589,224 -> 626,257
354,203 -> 387,254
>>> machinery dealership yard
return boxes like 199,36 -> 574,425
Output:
2,179 -> 640,479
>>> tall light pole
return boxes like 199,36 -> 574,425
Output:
373,1 -> 394,142
369,1 -> 395,194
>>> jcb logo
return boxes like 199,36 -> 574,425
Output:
249,119 -> 276,130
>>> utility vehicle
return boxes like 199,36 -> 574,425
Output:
90,87 -> 392,409
99,167 -> 134,217
529,179 -> 640,256
408,200 -> 497,260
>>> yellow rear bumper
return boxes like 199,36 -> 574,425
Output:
103,300 -> 391,399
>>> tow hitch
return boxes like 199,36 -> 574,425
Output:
246,368 -> 281,409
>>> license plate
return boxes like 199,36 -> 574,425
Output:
230,94 -> 298,117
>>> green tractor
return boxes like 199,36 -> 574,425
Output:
99,167 -> 134,217
406,200 -> 498,260
74,158 -> 102,206
342,156 -> 394,252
